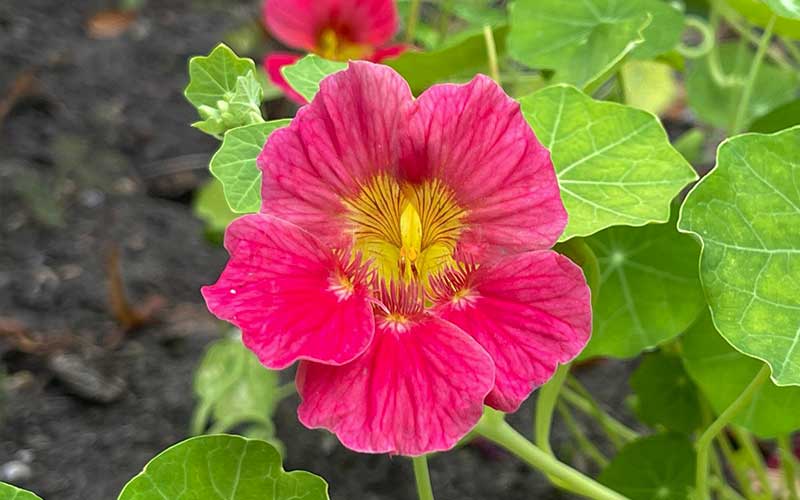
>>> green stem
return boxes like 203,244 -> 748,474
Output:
482,25 -> 500,84
190,401 -> 212,436
678,15 -> 715,59
475,413 -> 629,500
557,401 -> 609,468
712,0 -> 792,69
718,433 -> 756,500
695,365 -> 771,500
564,379 -> 639,445
405,0 -> 421,44
536,364 -> 570,454
703,396 -> 753,500
711,476 -> 748,500
412,455 -> 435,500
707,5 -> 746,88
435,0 -> 454,46
274,382 -> 297,401
711,443 -> 748,500
731,15 -> 776,135
732,426 -> 773,500
779,434 -> 799,500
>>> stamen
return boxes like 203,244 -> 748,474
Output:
428,260 -> 479,306
376,280 -> 425,320
328,250 -> 374,301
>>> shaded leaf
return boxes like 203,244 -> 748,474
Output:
193,337 -> 284,447
211,341 -> 281,430
678,126 -> 800,385
599,433 -> 696,500
210,120 -> 291,213
682,312 -> 800,437
630,351 -> 702,434
118,435 -> 328,500
451,1 -> 507,27
672,129 -> 706,166
750,98 -> 800,134
385,25 -> 508,94
726,0 -> 800,37
580,215 -> 704,358
281,55 -> 347,102
193,178 -> 239,244
687,42 -> 799,130
520,84 -> 697,239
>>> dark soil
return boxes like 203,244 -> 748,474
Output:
0,1 -> 637,498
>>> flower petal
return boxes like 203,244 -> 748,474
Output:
434,251 -> 591,412
296,315 -> 495,455
401,74 -> 567,255
263,0 -> 399,51
263,52 -> 307,104
202,213 -> 374,370
258,61 -> 413,247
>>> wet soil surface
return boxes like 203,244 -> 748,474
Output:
0,1 -> 638,498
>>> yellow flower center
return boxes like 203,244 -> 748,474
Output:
343,174 -> 465,283
316,28 -> 372,61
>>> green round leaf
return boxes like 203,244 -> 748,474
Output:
210,120 -> 291,213
682,312 -> 800,437
0,482 -> 42,500
599,433 -> 696,500
687,42 -> 799,130
520,84 -> 698,240
118,435 -> 328,500
629,0 -> 685,60
630,352 -> 702,434
508,0 -> 649,89
580,217 -> 704,358
678,126 -> 800,386
281,55 -> 347,102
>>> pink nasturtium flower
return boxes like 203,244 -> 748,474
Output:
203,62 -> 592,456
263,0 -> 405,103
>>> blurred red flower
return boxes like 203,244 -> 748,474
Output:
262,0 -> 405,103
